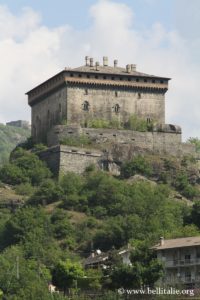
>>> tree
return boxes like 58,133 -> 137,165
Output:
52,260 -> 84,294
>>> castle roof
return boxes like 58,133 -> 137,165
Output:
72,65 -> 162,78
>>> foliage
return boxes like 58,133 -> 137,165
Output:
0,148 -> 52,186
188,137 -> 200,152
52,260 -> 84,294
125,114 -> 153,132
60,135 -> 92,147
121,155 -> 153,178
0,124 -> 30,166
29,179 -> 63,205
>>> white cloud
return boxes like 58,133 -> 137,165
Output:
0,0 -> 200,140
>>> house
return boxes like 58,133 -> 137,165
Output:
84,248 -> 131,269
153,236 -> 200,289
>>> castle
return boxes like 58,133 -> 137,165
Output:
26,57 -> 195,175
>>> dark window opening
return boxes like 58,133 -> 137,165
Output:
160,80 -> 164,84
103,76 -> 107,79
147,117 -> 151,123
79,74 -> 82,78
70,73 -> 74,77
95,75 -> 98,79
82,101 -> 90,111
136,78 -> 139,82
144,79 -> 147,82
87,75 -> 90,78
128,78 -> 131,81
152,79 -> 155,83
85,89 -> 88,95
115,91 -> 118,97
138,93 -> 141,99
111,77 -> 115,80
114,104 -> 120,113
119,77 -> 122,81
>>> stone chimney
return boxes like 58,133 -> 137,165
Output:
85,56 -> 90,66
103,56 -> 108,66
96,61 -> 100,71
126,64 -> 131,73
131,64 -> 136,72
90,57 -> 94,67
114,60 -> 118,68
160,237 -> 164,246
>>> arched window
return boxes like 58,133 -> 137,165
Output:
83,101 -> 90,111
114,103 -> 120,113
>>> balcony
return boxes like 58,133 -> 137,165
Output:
165,258 -> 200,268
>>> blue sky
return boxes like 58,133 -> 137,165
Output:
1,0 -> 174,30
0,0 -> 199,140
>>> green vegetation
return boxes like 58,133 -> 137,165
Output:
0,124 -> 30,166
60,135 -> 92,147
82,115 -> 154,132
0,144 -> 199,299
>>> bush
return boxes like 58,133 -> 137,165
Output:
60,135 -> 92,147
0,164 -> 28,185
15,183 -> 35,196
121,156 -> 153,178
125,114 -> 149,131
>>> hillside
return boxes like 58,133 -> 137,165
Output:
0,124 -> 30,166
0,145 -> 200,299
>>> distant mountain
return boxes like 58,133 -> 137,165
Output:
0,124 -> 30,166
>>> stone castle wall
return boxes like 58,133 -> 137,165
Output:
47,125 -> 188,157
31,86 -> 67,143
67,85 -> 165,126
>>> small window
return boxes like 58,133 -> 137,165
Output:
147,117 -> 151,123
152,79 -> 155,83
114,104 -> 120,113
79,74 -> 82,78
128,78 -> 131,81
82,101 -> 90,111
115,91 -> 118,97
70,73 -> 74,77
144,79 -> 147,82
103,76 -> 107,79
85,89 -> 88,95
87,75 -> 90,78
138,93 -> 141,99
136,78 -> 139,82
95,75 -> 99,79
119,77 -> 122,81
111,76 -> 115,80
160,80 -> 164,84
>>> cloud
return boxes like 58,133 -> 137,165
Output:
0,0 -> 199,140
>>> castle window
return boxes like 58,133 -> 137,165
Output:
70,73 -> 74,77
114,104 -> 120,113
136,78 -> 139,82
79,74 -> 82,78
82,101 -> 90,111
87,74 -> 90,78
85,89 -> 88,95
115,91 -> 118,97
138,93 -> 141,99
59,103 -> 62,113
128,78 -> 131,81
95,75 -> 99,79
160,80 -> 164,84
103,76 -> 107,79
111,76 -> 115,80
119,77 -> 122,81
144,79 -> 147,82
152,79 -> 155,83
147,117 -> 151,123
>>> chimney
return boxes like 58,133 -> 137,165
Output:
131,64 -> 136,72
103,56 -> 108,66
160,237 -> 164,246
114,60 -> 118,68
126,64 -> 131,73
90,58 -> 94,67
96,61 -> 100,71
85,56 -> 90,66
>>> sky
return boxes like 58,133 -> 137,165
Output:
0,0 -> 199,140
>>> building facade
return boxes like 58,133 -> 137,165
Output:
153,237 -> 200,289
26,57 -> 169,143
